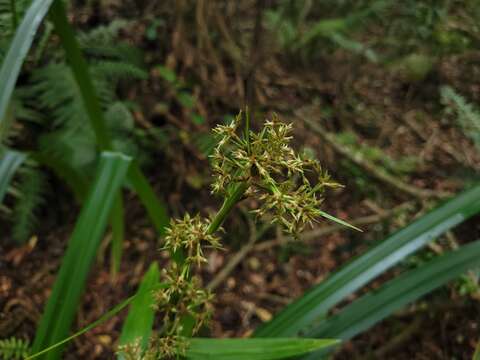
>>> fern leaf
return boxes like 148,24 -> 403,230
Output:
441,85 -> 480,150
0,337 -> 30,360
12,163 -> 46,243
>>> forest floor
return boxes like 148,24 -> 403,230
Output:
1,2 -> 480,359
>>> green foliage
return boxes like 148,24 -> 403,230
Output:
31,152 -> 131,359
0,147 -> 25,204
0,337 -> 30,360
301,240 -> 480,359
118,263 -> 161,357
11,161 -> 46,243
265,0 -> 383,61
1,7 -> 148,240
336,131 -> 418,176
155,64 -> 204,126
24,20 -> 146,173
27,296 -> 136,360
0,0 -> 54,126
184,338 -> 338,360
255,183 -> 480,337
0,0 -> 31,43
441,85 -> 480,151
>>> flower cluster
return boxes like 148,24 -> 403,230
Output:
137,216 -> 217,359
154,265 -> 213,336
119,111 -> 353,359
211,112 -> 341,234
118,335 -> 189,360
163,214 -> 221,266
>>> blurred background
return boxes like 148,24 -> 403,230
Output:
1,0 -> 480,358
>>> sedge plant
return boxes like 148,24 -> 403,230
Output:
118,111 -> 355,359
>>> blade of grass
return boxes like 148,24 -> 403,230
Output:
48,0 -> 111,149
255,183 -> 480,337
118,263 -> 162,358
0,148 -> 25,203
186,338 -> 339,360
0,0 -> 54,126
49,0 -> 169,234
127,163 -> 169,234
26,295 -> 136,360
110,193 -> 124,275
31,151 -> 131,359
301,239 -> 480,359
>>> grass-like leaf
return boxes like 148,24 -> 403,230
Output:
301,239 -> 480,359
118,262 -> 161,357
255,183 -> 480,337
0,147 -> 25,203
49,0 -> 169,234
0,0 -> 54,125
27,295 -> 135,360
31,151 -> 131,359
186,338 -> 339,360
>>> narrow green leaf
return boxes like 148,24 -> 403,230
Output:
31,151 -> 132,359
301,239 -> 480,359
110,193 -> 125,275
48,0 -> 111,150
127,162 -> 169,234
0,0 -> 55,125
118,263 -> 161,357
186,338 -> 339,360
50,0 -> 169,246
0,148 -> 25,203
318,210 -> 362,232
26,295 -> 136,360
49,1 -> 169,234
255,184 -> 480,337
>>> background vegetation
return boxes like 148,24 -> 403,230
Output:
1,0 -> 480,359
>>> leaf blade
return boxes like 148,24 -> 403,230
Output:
301,239 -> 480,359
31,151 -> 132,359
0,148 -> 25,203
186,338 -> 339,360
118,263 -> 161,357
0,0 -> 55,125
255,184 -> 480,337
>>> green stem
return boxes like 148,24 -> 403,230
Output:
207,182 -> 249,234
49,0 -> 112,150
178,182 -> 249,338
49,0 -> 169,237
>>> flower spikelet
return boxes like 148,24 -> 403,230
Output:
164,214 -> 221,266
211,112 -> 342,234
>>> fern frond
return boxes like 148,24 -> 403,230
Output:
92,61 -> 147,82
441,86 -> 480,150
77,19 -> 129,46
105,102 -> 139,158
12,162 -> 46,243
0,0 -> 32,40
0,337 -> 30,360
27,63 -> 107,130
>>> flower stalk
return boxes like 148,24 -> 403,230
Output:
119,111 -> 358,359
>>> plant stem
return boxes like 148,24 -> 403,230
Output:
207,182 -> 249,234
178,182 -> 249,338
